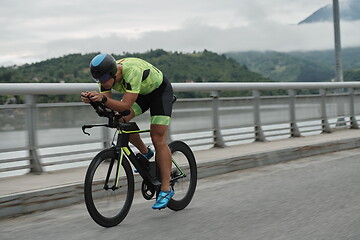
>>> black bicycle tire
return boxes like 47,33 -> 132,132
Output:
84,149 -> 134,227
167,141 -> 197,211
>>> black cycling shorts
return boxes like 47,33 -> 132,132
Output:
131,77 -> 173,125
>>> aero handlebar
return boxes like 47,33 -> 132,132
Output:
81,95 -> 130,135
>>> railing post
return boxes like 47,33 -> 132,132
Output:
320,89 -> 332,133
210,91 -> 225,148
288,89 -> 301,137
349,88 -> 359,129
102,117 -> 111,148
25,95 -> 43,174
335,88 -> 346,127
253,90 -> 266,142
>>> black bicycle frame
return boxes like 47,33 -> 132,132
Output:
113,129 -> 161,189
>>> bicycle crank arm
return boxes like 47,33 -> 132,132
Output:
150,178 -> 162,186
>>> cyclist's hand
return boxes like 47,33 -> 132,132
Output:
88,91 -> 104,102
81,91 -> 92,103
81,91 -> 103,103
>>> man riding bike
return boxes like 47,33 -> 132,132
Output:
81,53 -> 174,209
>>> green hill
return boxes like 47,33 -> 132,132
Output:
344,68 -> 360,81
0,49 -> 271,102
0,49 -> 268,84
226,47 -> 360,82
289,47 -> 360,70
225,51 -> 334,82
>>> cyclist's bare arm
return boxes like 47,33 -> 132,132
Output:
82,91 -> 137,113
104,92 -> 137,113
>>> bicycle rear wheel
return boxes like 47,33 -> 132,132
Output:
84,149 -> 134,227
167,141 -> 197,211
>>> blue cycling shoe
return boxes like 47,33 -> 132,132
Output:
152,188 -> 174,210
143,147 -> 154,160
134,147 -> 154,173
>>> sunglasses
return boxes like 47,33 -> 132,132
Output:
93,73 -> 112,83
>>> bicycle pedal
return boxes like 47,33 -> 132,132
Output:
150,179 -> 161,186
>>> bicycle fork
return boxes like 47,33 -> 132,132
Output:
103,131 -> 132,190
103,147 -> 126,191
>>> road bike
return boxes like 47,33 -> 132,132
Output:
82,97 -> 197,227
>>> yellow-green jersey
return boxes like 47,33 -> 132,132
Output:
99,57 -> 163,95
98,57 -> 173,126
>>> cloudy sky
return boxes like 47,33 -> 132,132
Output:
1,0 -> 359,66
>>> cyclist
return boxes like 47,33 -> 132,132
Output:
81,53 -> 174,209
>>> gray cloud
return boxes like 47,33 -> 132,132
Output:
39,20 -> 360,55
1,0 -> 358,66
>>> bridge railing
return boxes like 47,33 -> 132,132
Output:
0,82 -> 359,177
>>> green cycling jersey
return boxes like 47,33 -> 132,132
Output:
99,57 -> 163,95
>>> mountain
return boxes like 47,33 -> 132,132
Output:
0,50 -> 268,84
226,47 -> 360,83
299,0 -> 360,24
0,49 -> 271,102
344,69 -> 360,81
289,47 -> 360,70
225,51 -> 334,82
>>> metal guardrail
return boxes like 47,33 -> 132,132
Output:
0,82 -> 359,176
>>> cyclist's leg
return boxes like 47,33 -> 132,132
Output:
130,135 -> 148,154
150,123 -> 172,192
148,77 -> 174,192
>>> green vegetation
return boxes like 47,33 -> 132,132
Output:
289,47 -> 360,70
344,69 -> 360,81
1,48 -> 358,104
226,51 -> 334,82
0,50 -> 268,84
0,50 -> 271,103
0,53 -> 95,84
226,47 -> 360,83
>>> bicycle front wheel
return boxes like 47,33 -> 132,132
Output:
167,141 -> 197,211
84,149 -> 134,227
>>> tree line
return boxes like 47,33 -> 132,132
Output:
0,49 -> 272,103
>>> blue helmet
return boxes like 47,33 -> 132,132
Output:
90,53 -> 117,83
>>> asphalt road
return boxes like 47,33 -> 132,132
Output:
1,148 -> 360,240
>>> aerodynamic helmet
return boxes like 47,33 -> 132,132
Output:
90,53 -> 117,83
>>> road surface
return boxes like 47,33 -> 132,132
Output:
1,148 -> 360,240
